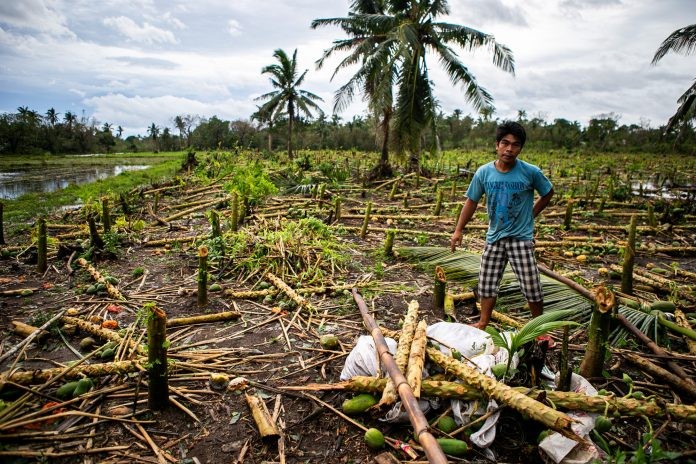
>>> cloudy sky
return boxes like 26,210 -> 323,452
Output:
0,0 -> 693,136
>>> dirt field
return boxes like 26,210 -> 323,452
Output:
1,162 -> 695,463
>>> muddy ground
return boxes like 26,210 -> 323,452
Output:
0,167 -> 695,464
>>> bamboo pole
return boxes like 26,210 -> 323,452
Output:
87,214 -> 104,249
0,308 -> 67,365
359,202 -> 372,239
0,201 -> 5,245
147,305 -> 169,411
426,347 -> 582,442
164,196 -> 228,222
621,351 -> 696,399
351,289 -> 448,464
102,197 -> 111,233
384,229 -> 396,257
11,320 -> 48,342
230,192 -> 239,231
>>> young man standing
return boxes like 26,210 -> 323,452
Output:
450,121 -> 554,330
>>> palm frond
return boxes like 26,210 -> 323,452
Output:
484,327 -> 508,348
397,246 -> 594,323
651,24 -> 696,64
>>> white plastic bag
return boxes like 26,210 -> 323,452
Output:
339,335 -> 397,380
426,321 -> 495,358
538,373 -> 604,464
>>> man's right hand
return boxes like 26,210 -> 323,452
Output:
450,230 -> 462,252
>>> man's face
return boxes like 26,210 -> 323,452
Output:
495,133 -> 523,165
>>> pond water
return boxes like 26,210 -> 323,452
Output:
0,163 -> 150,200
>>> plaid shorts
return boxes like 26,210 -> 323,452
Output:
478,237 -> 543,302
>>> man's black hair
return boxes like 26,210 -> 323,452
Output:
496,121 -> 527,147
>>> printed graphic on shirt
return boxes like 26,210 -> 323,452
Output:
486,181 -> 529,229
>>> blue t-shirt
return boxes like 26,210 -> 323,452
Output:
466,159 -> 553,243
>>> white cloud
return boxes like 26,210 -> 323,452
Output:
0,0 -> 75,37
84,93 -> 255,135
228,19 -> 242,37
103,16 -> 177,45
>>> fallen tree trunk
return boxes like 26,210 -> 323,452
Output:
426,347 -> 582,442
3,359 -> 145,385
620,351 -> 696,399
675,309 -> 696,355
287,377 -> 696,423
616,313 -> 696,386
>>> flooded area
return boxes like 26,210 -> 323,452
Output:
0,163 -> 149,199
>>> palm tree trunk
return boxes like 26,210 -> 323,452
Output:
380,109 -> 391,168
293,377 -> 696,422
288,101 -> 295,159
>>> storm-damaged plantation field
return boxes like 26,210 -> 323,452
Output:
0,149 -> 695,464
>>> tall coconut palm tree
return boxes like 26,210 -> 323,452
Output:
313,0 -> 397,178
255,49 -> 324,159
313,0 -> 515,173
251,105 -> 275,152
652,24 -> 696,134
148,123 -> 160,151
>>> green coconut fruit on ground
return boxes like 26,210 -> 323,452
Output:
319,334 -> 339,350
342,393 -> 377,415
364,428 -> 385,450
437,416 -> 457,434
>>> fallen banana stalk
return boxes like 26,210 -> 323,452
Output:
426,347 -> 582,442
620,351 -> 696,398
285,377 -> 696,422
610,264 -> 696,303
75,258 -> 125,300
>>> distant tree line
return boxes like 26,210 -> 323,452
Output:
1,105 -> 694,156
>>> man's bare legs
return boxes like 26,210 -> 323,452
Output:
528,300 -> 543,318
472,296 -> 496,330
473,298 -> 543,330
